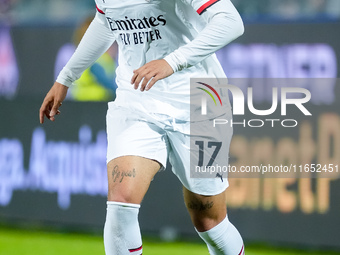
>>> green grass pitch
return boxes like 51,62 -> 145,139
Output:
0,228 -> 339,255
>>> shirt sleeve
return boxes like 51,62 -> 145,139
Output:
56,11 -> 116,87
164,0 -> 244,72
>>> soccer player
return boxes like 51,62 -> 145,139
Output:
39,0 -> 245,254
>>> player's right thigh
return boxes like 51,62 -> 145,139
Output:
106,103 -> 168,204
107,156 -> 161,204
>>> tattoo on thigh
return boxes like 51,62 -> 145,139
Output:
111,165 -> 136,183
187,199 -> 214,211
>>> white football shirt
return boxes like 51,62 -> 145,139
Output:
57,0 -> 244,120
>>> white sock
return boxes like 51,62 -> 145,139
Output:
197,215 -> 245,255
104,201 -> 143,255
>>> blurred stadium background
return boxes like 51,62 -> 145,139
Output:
1,0 -> 340,254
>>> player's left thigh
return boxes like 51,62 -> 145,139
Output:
168,114 -> 233,196
183,186 -> 227,232
167,114 -> 232,231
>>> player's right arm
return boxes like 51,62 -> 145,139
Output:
39,81 -> 67,123
39,8 -> 116,123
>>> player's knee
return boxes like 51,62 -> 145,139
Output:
194,218 -> 220,232
107,189 -> 137,204
185,198 -> 227,231
192,212 -> 228,232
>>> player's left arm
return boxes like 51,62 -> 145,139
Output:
131,0 -> 244,91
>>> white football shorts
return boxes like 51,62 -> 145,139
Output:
106,102 -> 233,196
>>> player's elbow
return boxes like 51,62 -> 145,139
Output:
235,17 -> 245,38
226,12 -> 245,40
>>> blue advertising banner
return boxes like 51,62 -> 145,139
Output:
0,21 -> 340,248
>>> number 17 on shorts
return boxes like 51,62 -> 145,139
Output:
190,116 -> 233,179
190,78 -> 233,179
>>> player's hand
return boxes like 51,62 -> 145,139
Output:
131,59 -> 174,92
39,81 -> 68,124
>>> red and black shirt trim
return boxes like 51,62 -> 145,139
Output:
197,0 -> 220,15
96,5 -> 105,14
